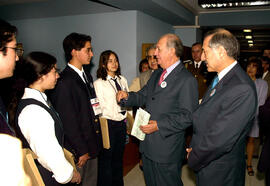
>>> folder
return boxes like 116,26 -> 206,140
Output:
99,117 -> 110,149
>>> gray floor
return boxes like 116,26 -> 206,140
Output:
124,158 -> 266,186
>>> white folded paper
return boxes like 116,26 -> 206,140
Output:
131,108 -> 151,141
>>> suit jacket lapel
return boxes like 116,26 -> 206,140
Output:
66,66 -> 93,97
201,64 -> 239,104
153,63 -> 184,95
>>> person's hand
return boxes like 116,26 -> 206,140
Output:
140,120 -> 158,134
186,148 -> 192,159
70,170 -> 81,184
76,153 -> 90,168
116,90 -> 128,102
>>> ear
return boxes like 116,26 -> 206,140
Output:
71,49 -> 77,57
218,46 -> 227,59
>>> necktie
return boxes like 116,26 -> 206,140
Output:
195,63 -> 198,69
111,78 -> 122,91
159,69 -> 167,85
111,78 -> 126,115
83,72 -> 94,97
211,76 -> 219,89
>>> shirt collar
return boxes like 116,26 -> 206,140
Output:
218,61 -> 237,81
68,63 -> 85,76
22,88 -> 48,106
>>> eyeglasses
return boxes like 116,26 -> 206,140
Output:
146,55 -> 157,60
4,47 -> 24,56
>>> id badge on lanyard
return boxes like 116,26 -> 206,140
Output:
90,98 -> 102,116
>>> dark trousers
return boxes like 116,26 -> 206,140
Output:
142,154 -> 183,186
97,119 -> 126,186
37,163 -> 61,186
266,170 -> 270,186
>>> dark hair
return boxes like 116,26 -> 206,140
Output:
192,42 -> 202,48
165,34 -> 184,58
63,32 -> 91,63
8,51 -> 57,131
96,50 -> 121,80
145,45 -> 156,57
0,19 -> 17,56
205,28 -> 239,60
261,56 -> 270,65
246,57 -> 263,79
139,58 -> 148,73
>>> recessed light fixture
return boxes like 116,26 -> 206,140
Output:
248,40 -> 253,43
199,0 -> 270,8
245,35 -> 252,39
249,44 -> 254,47
243,29 -> 252,33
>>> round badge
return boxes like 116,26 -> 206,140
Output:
161,81 -> 167,88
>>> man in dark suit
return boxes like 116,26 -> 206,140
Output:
184,42 -> 215,99
262,56 -> 270,97
0,19 -> 19,135
50,33 -> 102,186
187,28 -> 258,186
117,33 -> 198,186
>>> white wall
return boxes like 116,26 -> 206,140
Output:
11,11 -> 137,84
136,11 -> 173,75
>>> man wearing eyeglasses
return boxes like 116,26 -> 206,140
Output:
139,45 -> 159,88
0,19 -> 19,135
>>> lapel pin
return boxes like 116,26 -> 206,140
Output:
161,81 -> 167,88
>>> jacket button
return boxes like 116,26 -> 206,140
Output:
152,97 -> 155,100
95,119 -> 98,123
96,130 -> 100,134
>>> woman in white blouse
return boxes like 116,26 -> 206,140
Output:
11,52 -> 81,185
94,50 -> 129,186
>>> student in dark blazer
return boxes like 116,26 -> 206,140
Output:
187,28 -> 257,186
117,33 -> 198,186
49,33 -> 102,186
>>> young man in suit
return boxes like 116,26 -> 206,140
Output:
50,32 -> 102,186
117,33 -> 198,186
0,19 -> 19,135
187,28 -> 257,186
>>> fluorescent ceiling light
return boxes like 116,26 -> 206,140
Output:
199,0 -> 270,8
245,35 -> 253,39
248,40 -> 253,43
243,29 -> 252,32
249,44 -> 254,47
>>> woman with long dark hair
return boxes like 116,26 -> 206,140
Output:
246,57 -> 268,176
94,50 -> 129,186
10,51 -> 81,185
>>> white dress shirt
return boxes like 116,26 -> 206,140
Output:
68,63 -> 87,83
94,75 -> 130,121
218,61 -> 237,81
18,88 -> 73,184
194,61 -> 202,68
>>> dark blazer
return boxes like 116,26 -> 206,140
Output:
188,64 -> 257,186
123,62 -> 198,163
49,65 -> 102,160
258,97 -> 270,172
263,71 -> 270,97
